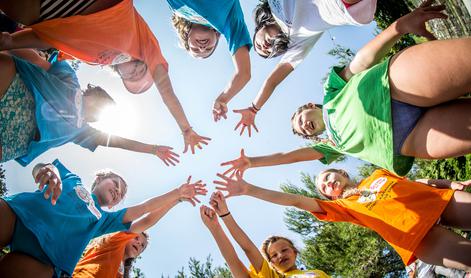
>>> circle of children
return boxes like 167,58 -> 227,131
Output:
0,0 -> 470,277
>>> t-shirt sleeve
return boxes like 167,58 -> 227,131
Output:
310,199 -> 354,223
99,208 -> 132,236
224,1 -> 252,54
311,143 -> 342,164
52,159 -> 80,181
249,259 -> 280,278
137,14 -> 169,74
279,33 -> 323,68
72,126 -> 103,152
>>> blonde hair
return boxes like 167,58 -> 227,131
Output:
261,236 -> 299,267
291,103 -> 325,141
171,13 -> 192,51
316,169 -> 368,200
91,169 -> 128,199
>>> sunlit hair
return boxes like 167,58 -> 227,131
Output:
123,231 -> 150,278
253,0 -> 289,58
91,169 -> 128,200
291,103 -> 324,140
171,13 -> 218,58
315,169 -> 363,200
261,236 -> 299,269
83,84 -> 115,105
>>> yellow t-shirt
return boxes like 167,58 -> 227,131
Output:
249,259 -> 330,278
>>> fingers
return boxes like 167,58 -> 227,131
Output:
248,125 -> 252,137
233,109 -> 243,114
240,149 -> 245,157
216,173 -> 231,182
220,160 -> 234,166
183,142 -> 188,154
222,167 -> 236,177
186,176 -> 192,184
234,121 -> 242,131
253,123 -> 259,133
51,182 -> 62,206
239,125 -> 246,136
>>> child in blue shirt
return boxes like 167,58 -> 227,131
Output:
0,50 -> 179,167
167,0 -> 252,122
0,159 -> 206,277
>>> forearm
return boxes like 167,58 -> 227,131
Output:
252,63 -> 293,109
416,179 -> 453,189
5,29 -> 52,50
222,214 -> 264,271
219,47 -> 251,103
246,183 -> 323,212
106,135 -> 155,155
129,199 -> 178,233
153,65 -> 191,131
249,147 -> 322,168
7,49 -> 50,70
209,226 -> 251,278
123,188 -> 180,223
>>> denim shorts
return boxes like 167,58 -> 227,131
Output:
391,99 -> 426,155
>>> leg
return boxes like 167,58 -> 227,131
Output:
389,38 -> 471,107
0,0 -> 40,25
401,99 -> 471,159
0,252 -> 54,278
440,191 -> 471,231
416,225 -> 471,272
0,199 -> 15,248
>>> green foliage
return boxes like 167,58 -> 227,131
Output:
175,255 -> 231,278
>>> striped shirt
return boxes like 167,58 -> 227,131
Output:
39,0 -> 96,21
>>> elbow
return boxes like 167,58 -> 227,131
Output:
237,70 -> 251,85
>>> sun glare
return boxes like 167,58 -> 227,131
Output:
92,104 -> 139,137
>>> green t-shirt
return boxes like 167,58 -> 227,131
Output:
312,58 -> 414,176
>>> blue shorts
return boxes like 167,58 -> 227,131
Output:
391,99 -> 426,155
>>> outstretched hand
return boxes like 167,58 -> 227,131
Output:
220,149 -> 251,178
213,172 -> 250,198
451,180 -> 471,191
34,164 -> 62,205
213,94 -> 228,122
154,145 -> 180,166
209,191 -> 229,216
183,128 -> 211,154
178,176 -> 208,206
200,205 -> 220,230
396,0 -> 447,40
233,107 -> 259,137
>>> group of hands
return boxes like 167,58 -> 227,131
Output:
33,156 -> 252,207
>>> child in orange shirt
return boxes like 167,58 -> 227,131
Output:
214,169 -> 471,272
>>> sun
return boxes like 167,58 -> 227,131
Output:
92,104 -> 139,137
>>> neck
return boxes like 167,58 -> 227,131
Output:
82,95 -> 97,122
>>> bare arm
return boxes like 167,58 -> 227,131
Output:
99,134 -> 155,154
0,29 -> 52,51
129,199 -> 178,234
250,147 -> 323,168
416,179 -> 471,190
7,49 -> 50,70
252,63 -> 293,110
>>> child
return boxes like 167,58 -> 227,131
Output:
223,1 -> 470,176
233,0 -> 377,136
213,170 -> 471,272
167,0 -> 252,122
0,0 -> 210,154
0,160 -> 206,277
200,192 -> 330,277
0,50 -> 179,166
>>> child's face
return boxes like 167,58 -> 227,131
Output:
254,24 -> 281,58
116,60 -> 148,82
316,170 -> 351,199
93,177 -> 126,207
267,239 -> 297,273
187,24 -> 219,58
291,105 -> 325,137
124,233 -> 148,259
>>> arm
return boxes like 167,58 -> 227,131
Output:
7,49 -> 50,70
123,176 -> 206,223
416,179 -> 471,190
153,64 -> 211,154
213,46 -> 251,121
209,192 -> 264,272
32,162 -> 62,205
201,206 -> 250,278
0,29 -> 52,51
341,0 -> 447,81
221,147 -> 323,178
129,199 -> 178,234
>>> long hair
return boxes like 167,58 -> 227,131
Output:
315,169 -> 369,200
291,103 -> 325,141
123,231 -> 149,278
260,235 -> 299,276
171,13 -> 192,51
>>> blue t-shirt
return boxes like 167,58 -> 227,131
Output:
12,56 -> 103,166
167,0 -> 252,54
3,160 -> 131,274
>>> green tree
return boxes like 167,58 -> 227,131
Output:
174,255 -> 231,278
281,173 -> 406,277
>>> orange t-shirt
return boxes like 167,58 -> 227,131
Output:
311,169 -> 454,265
73,231 -> 137,278
30,0 -> 168,77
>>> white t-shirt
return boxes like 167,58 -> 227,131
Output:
268,0 -> 376,68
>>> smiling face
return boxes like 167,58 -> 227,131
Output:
124,233 -> 148,259
316,169 -> 352,199
187,24 -> 220,58
254,24 -> 282,58
291,104 -> 325,138
92,176 -> 126,208
266,239 -> 298,273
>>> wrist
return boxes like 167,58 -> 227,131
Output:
181,126 -> 193,134
216,92 -> 230,103
251,102 -> 261,112
219,211 -> 231,218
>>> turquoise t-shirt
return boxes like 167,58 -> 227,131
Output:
12,57 -> 103,166
167,0 -> 252,54
3,160 -> 131,275
312,58 -> 414,176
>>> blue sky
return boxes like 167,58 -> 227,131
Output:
4,1 -> 378,276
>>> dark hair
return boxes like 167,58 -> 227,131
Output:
83,84 -> 115,105
291,103 -> 324,140
123,232 -> 150,278
253,0 -> 289,58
